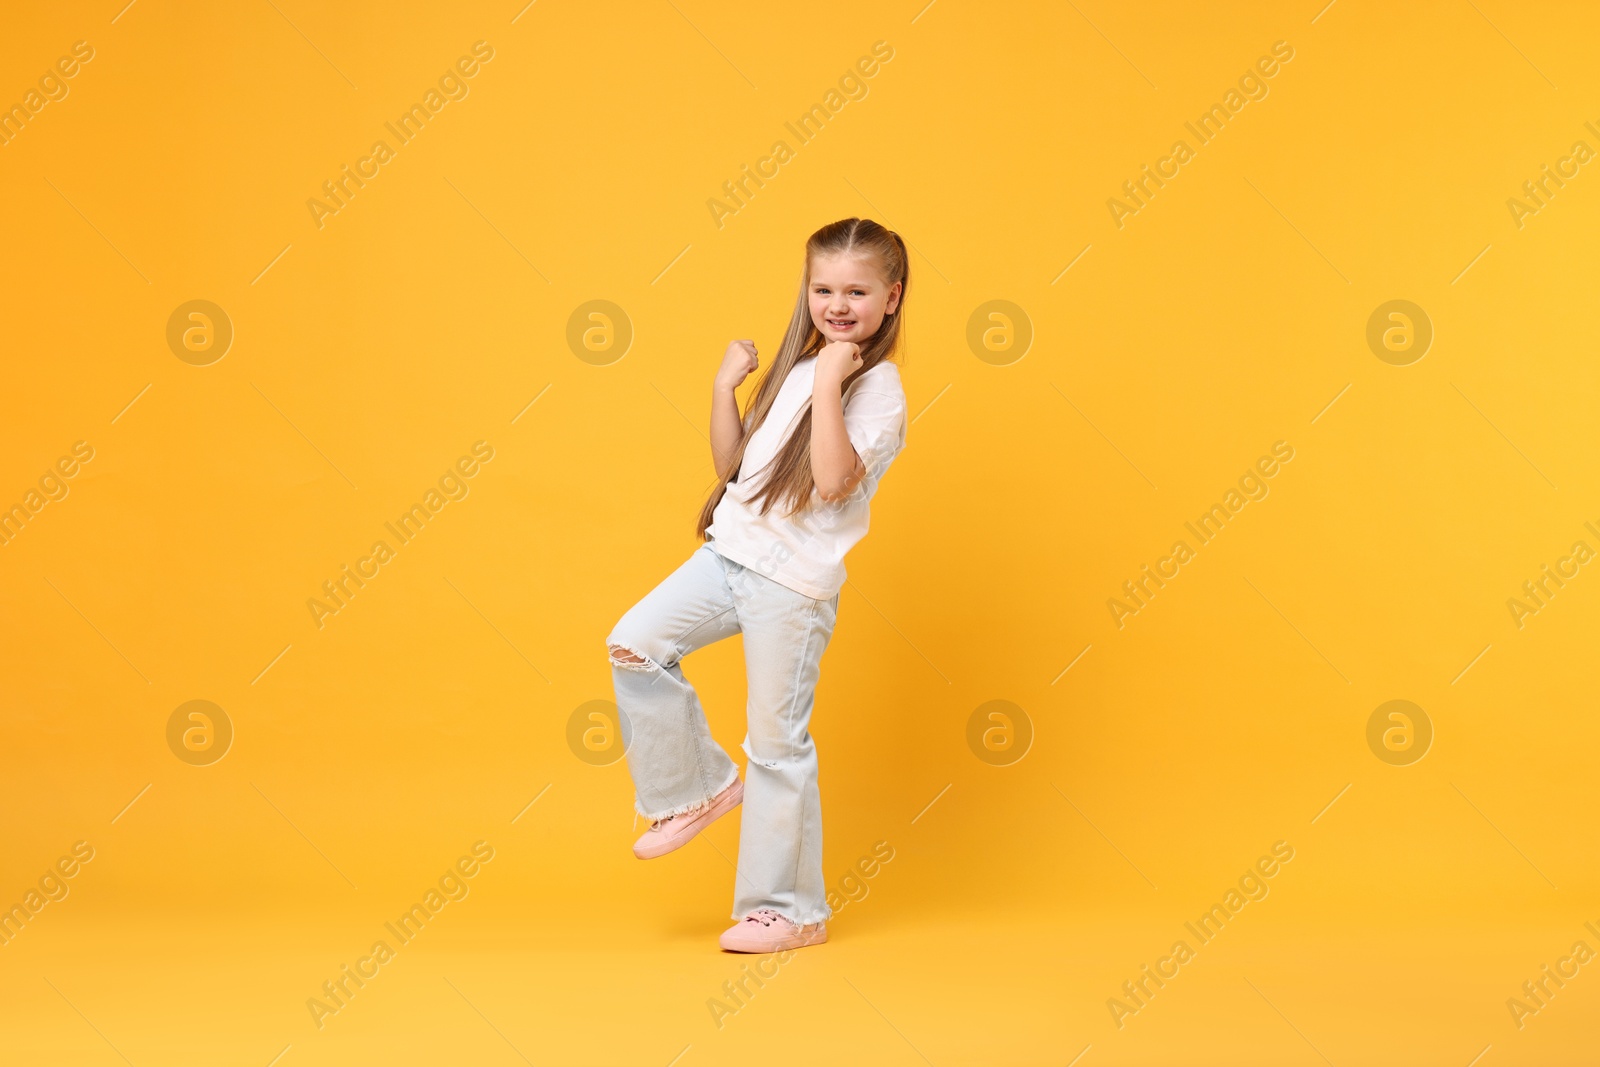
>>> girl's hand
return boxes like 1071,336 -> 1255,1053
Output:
814,340 -> 862,386
715,339 -> 759,391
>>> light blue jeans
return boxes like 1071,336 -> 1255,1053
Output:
607,541 -> 840,926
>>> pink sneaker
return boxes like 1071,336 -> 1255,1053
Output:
719,908 -> 828,952
632,777 -> 743,859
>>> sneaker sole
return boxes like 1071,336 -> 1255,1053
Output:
633,780 -> 743,860
719,924 -> 828,953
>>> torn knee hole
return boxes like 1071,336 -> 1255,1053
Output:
608,643 -> 655,670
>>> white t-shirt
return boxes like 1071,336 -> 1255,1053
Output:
707,355 -> 908,600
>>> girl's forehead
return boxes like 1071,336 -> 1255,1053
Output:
809,253 -> 886,286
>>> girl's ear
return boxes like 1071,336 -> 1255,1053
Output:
885,280 -> 902,315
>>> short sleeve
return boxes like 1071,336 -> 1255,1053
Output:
842,387 -> 907,480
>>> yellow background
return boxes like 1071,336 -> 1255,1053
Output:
3,0 -> 1598,1063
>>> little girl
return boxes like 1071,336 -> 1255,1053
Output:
606,217 -> 910,952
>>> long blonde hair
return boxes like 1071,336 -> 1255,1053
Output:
695,217 -> 909,539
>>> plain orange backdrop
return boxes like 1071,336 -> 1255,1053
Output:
2,1 -> 1598,1064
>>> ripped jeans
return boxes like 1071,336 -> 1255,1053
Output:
607,541 -> 840,926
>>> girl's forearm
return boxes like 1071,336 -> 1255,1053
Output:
810,382 -> 865,501
710,384 -> 744,478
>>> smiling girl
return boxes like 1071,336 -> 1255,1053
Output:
606,217 -> 910,952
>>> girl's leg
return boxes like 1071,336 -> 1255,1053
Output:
725,560 -> 840,927
607,543 -> 743,820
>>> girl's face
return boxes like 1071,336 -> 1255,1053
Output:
807,252 -> 901,347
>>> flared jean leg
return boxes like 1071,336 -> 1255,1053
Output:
725,560 -> 840,927
607,544 -> 742,821
607,542 -> 841,926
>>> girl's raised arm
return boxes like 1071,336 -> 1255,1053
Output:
711,339 -> 758,478
810,341 -> 868,501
